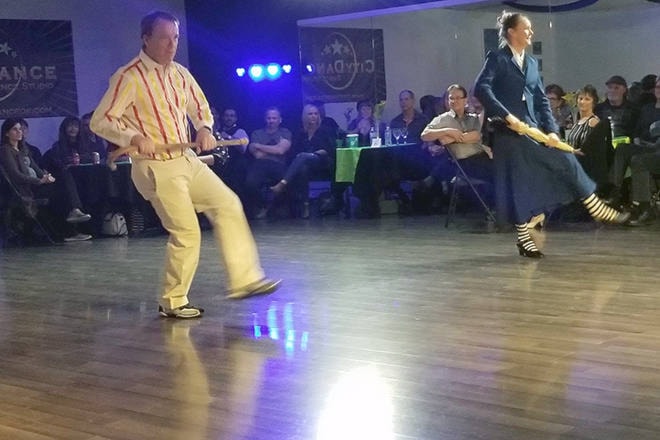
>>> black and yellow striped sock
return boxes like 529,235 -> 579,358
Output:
582,193 -> 626,223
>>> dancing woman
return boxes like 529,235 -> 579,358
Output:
474,11 -> 628,258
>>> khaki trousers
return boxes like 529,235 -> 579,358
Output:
131,151 -> 265,309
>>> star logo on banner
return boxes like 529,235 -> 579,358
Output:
330,39 -> 344,55
0,42 -> 12,56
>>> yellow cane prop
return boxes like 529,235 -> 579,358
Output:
106,138 -> 248,170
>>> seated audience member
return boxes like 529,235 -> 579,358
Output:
351,91 -> 431,218
595,75 -> 640,141
244,107 -> 292,219
420,84 -> 494,204
0,118 -> 91,241
198,107 -> 250,204
270,104 -> 337,218
545,84 -> 573,138
43,117 -> 84,170
80,112 -> 107,160
390,89 -> 429,145
390,89 -> 433,213
566,85 -> 611,193
18,119 -> 43,167
311,100 -> 341,139
346,100 -> 383,146
608,76 -> 660,207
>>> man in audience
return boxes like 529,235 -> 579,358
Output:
244,107 -> 292,219
420,84 -> 494,205
595,75 -> 639,140
390,90 -> 429,145
607,75 -> 660,208
199,107 -> 250,205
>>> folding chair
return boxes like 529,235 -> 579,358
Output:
444,147 -> 496,228
0,164 -> 56,245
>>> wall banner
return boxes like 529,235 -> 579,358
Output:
299,27 -> 386,104
0,19 -> 78,119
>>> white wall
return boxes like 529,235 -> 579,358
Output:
303,2 -> 659,129
1,0 -> 187,152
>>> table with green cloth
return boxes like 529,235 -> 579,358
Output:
335,143 -> 417,183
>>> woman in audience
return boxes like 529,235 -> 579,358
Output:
270,104 -> 336,218
544,84 -> 573,138
346,100 -> 380,146
474,11 -> 628,258
0,118 -> 91,241
566,84 -> 611,193
43,116 -> 85,170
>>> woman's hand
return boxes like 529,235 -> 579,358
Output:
505,114 -> 523,133
546,132 -> 560,148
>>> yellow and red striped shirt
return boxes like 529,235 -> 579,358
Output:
90,50 -> 213,161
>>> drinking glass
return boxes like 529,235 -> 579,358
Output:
401,127 -> 408,144
392,128 -> 402,144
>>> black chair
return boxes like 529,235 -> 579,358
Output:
444,147 -> 496,228
0,165 -> 56,246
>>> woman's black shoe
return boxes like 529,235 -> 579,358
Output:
517,242 -> 544,258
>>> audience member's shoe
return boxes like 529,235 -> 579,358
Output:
270,181 -> 286,194
63,233 -> 92,242
626,209 -> 655,226
158,303 -> 204,319
66,208 -> 92,223
226,278 -> 282,300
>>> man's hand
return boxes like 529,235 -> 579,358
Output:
196,127 -> 216,152
131,134 -> 155,155
482,145 -> 493,159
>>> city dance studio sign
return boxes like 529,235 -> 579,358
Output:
0,19 -> 78,118
299,27 -> 386,104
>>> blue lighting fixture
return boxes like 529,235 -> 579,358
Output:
265,63 -> 282,80
235,67 -> 246,78
305,64 -> 314,74
282,64 -> 292,74
248,64 -> 265,82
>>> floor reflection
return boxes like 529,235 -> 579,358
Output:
317,365 -> 394,440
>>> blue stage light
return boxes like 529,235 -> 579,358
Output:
282,64 -> 292,74
266,63 -> 282,80
235,67 -> 246,77
248,64 -> 265,82
305,64 -> 314,73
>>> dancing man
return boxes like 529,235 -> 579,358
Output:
91,11 -> 280,318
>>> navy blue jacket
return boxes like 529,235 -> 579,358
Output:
474,46 -> 559,135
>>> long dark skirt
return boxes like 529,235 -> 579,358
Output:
493,132 -> 596,225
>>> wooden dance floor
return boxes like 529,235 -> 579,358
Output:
1,215 -> 659,439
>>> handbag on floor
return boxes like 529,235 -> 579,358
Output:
102,212 -> 128,236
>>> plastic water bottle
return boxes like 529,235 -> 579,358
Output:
384,125 -> 392,146
369,125 -> 376,145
